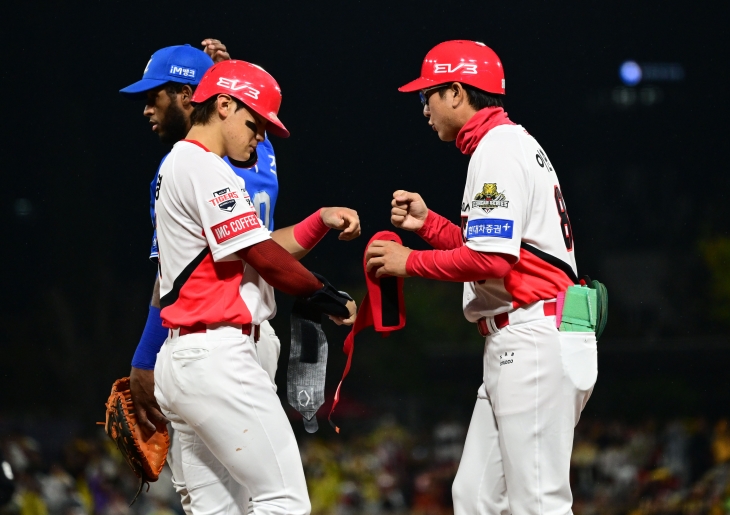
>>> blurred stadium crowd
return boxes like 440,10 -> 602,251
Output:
1,416 -> 729,515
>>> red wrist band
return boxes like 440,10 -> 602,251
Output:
293,209 -> 330,250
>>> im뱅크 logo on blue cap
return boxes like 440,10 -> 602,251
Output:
169,64 -> 197,79
120,44 -> 214,99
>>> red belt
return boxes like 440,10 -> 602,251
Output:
175,323 -> 257,341
477,301 -> 556,337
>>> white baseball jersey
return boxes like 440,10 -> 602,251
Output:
461,125 -> 578,321
155,140 -> 276,328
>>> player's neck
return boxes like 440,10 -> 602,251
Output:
185,125 -> 226,157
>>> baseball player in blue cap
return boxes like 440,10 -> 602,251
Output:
121,40 -> 361,513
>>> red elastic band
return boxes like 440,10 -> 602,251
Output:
292,209 -> 329,250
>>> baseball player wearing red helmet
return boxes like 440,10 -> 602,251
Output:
153,59 -> 356,515
366,40 -> 597,515
122,42 -> 361,514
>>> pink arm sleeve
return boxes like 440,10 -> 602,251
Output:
405,246 -> 516,282
416,210 -> 464,250
292,209 -> 330,249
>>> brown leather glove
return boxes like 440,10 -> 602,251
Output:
101,377 -> 169,505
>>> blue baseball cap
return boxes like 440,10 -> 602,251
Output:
120,44 -> 215,99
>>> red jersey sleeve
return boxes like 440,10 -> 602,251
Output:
406,246 -> 515,282
416,210 -> 463,250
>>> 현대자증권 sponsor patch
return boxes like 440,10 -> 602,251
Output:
210,212 -> 261,243
466,218 -> 514,239
472,183 -> 509,214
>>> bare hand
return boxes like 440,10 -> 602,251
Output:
365,240 -> 412,278
201,39 -> 230,63
129,367 -> 169,436
328,299 -> 357,326
391,190 -> 428,232
320,207 -> 361,241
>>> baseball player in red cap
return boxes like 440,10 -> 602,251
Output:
366,41 -> 597,515
153,59 -> 356,515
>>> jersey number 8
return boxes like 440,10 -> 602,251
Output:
554,186 -> 573,251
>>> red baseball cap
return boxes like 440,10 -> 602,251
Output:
399,40 -> 505,95
192,60 -> 290,138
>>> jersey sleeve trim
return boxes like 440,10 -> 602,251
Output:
465,239 -> 521,259
210,229 -> 270,262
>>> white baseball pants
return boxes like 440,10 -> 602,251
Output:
155,324 -> 309,515
256,320 -> 281,389
452,307 -> 597,515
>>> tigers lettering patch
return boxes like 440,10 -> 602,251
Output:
211,213 -> 261,243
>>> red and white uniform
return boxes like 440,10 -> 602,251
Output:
460,124 -> 577,321
406,111 -> 596,515
448,122 -> 596,515
399,40 -> 595,515
155,140 -> 276,328
153,140 -> 310,515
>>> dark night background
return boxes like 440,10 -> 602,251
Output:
2,0 -> 729,428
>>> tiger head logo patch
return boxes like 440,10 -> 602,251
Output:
472,183 -> 509,213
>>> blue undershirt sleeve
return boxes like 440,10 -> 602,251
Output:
131,305 -> 168,370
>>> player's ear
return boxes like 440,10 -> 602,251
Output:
451,82 -> 465,108
180,85 -> 194,107
216,94 -> 233,119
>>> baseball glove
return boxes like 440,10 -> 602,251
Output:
101,377 -> 169,505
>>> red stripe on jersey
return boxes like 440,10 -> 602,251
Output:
160,252 -> 252,328
181,139 -> 211,152
211,213 -> 261,244
504,247 -> 576,309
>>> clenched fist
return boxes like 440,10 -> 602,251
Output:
320,207 -> 361,241
391,190 -> 428,232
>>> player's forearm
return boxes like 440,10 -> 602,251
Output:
416,210 -> 463,250
271,209 -> 331,260
405,246 -> 515,282
271,226 -> 309,260
237,239 -> 323,296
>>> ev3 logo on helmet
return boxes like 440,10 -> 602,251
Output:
216,77 -> 260,100
433,63 -> 478,74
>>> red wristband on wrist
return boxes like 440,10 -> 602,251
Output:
293,209 -> 330,250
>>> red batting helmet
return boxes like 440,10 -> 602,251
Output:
192,60 -> 290,138
398,40 -> 505,95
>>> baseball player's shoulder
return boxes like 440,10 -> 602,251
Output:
167,141 -> 228,176
471,124 -> 529,162
258,137 -> 275,154
480,123 -> 530,146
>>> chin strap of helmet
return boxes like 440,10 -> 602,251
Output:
228,148 -> 258,169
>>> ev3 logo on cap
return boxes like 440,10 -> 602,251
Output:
434,63 -> 478,74
216,77 -> 260,100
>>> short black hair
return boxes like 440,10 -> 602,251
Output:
439,83 -> 504,110
190,94 -> 247,126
